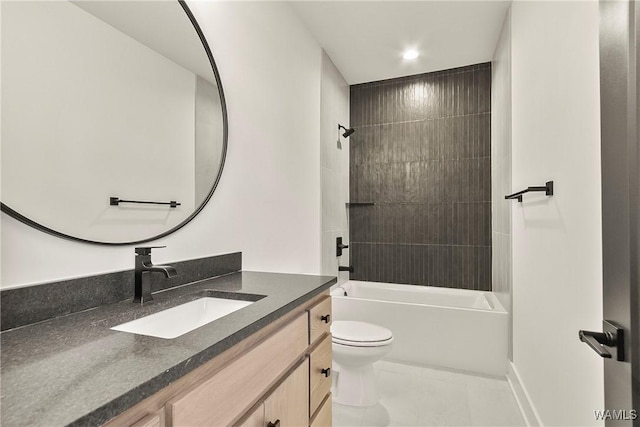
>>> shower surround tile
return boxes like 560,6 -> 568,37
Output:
350,63 -> 492,290
320,51 -> 349,284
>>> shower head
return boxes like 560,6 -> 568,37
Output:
338,124 -> 355,138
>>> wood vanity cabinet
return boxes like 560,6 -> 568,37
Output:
307,295 -> 332,427
104,291 -> 332,427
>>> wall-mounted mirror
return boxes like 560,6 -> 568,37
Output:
1,0 -> 227,245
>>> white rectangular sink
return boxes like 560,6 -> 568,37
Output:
111,297 -> 254,339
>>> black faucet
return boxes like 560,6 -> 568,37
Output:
134,246 -> 177,304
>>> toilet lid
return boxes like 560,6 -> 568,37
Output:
331,321 -> 393,343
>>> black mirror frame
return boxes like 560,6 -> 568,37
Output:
0,0 -> 228,246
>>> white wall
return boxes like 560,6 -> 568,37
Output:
2,1 -> 197,243
510,1 -> 604,425
195,76 -> 224,205
1,1 -> 322,288
320,51 -> 350,285
492,8 -> 513,360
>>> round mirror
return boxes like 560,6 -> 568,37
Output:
1,0 -> 227,245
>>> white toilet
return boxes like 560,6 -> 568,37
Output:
331,320 -> 393,407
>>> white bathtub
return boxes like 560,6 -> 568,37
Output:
331,281 -> 508,376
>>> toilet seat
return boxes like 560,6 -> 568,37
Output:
332,336 -> 393,347
331,321 -> 394,347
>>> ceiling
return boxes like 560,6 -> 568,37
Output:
289,1 -> 511,85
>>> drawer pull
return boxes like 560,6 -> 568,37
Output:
267,420 -> 281,427
321,314 -> 330,323
321,367 -> 331,377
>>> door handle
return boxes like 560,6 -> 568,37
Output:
578,320 -> 625,361
579,330 -> 613,358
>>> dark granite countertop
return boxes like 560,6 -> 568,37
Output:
0,271 -> 336,427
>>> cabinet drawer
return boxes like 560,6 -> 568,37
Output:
309,334 -> 332,416
308,296 -> 331,344
310,393 -> 332,427
130,412 -> 163,427
168,314 -> 308,426
264,359 -> 309,427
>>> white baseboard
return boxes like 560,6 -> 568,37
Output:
507,361 -> 543,426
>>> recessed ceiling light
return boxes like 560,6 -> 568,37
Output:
402,49 -> 419,60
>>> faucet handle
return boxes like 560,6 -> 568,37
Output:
135,246 -> 166,256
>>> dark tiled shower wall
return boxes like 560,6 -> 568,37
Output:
349,63 -> 492,290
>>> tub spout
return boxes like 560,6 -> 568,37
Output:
335,285 -> 348,296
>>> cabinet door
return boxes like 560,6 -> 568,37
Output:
237,403 -> 264,427
264,359 -> 309,427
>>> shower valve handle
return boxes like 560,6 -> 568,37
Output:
336,237 -> 349,256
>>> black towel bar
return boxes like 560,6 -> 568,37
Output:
110,197 -> 181,208
346,202 -> 375,207
505,181 -> 554,202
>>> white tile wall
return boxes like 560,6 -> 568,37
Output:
491,9 -> 513,359
320,51 -> 350,285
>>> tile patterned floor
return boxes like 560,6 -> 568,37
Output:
333,360 -> 526,427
